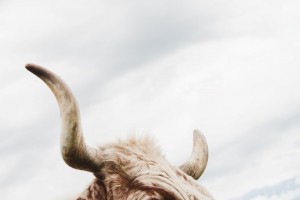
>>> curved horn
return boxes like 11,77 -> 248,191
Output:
179,130 -> 208,180
26,63 -> 102,172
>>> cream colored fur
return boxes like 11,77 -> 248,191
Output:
77,136 -> 214,200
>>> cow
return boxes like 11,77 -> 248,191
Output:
26,63 -> 214,200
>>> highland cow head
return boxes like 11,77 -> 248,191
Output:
26,63 -> 214,200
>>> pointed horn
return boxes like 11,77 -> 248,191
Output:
26,63 -> 102,172
179,130 -> 208,180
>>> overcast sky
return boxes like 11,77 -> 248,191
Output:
0,0 -> 300,199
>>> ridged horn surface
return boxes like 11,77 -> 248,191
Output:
179,130 -> 208,180
26,63 -> 102,172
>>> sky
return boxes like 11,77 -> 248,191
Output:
0,0 -> 300,199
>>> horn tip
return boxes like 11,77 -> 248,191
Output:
25,63 -> 50,78
25,63 -> 39,70
193,129 -> 204,138
192,129 -> 208,147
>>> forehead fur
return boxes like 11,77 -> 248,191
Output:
78,136 -> 213,200
102,135 -> 163,158
99,136 -> 167,176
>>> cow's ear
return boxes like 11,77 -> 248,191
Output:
77,179 -> 106,200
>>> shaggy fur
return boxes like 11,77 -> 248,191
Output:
76,137 -> 214,200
